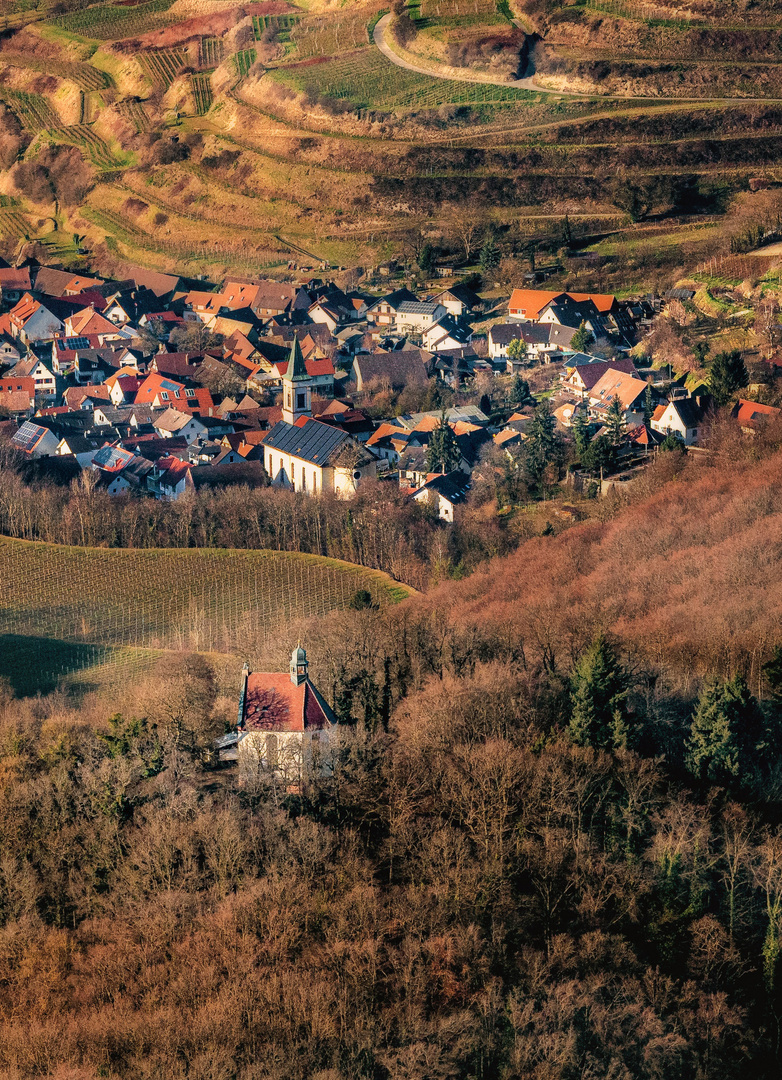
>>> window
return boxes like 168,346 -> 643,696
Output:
296,392 -> 306,410
174,390 -> 180,399
185,389 -> 195,398
161,391 -> 168,400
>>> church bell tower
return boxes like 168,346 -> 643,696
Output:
282,337 -> 312,425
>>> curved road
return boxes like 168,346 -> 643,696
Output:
373,12 -> 782,104
373,13 -> 541,92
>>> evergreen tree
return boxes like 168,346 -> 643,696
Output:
709,350 -> 749,407
686,673 -> 765,787
509,374 -> 530,405
562,214 -> 573,248
581,433 -> 614,475
524,399 -> 560,489
764,645 -> 782,702
568,635 -> 631,751
479,234 -> 501,275
425,408 -> 461,473
571,321 -> 595,353
604,395 -> 626,447
659,432 -> 685,453
643,383 -> 654,424
418,244 -> 437,275
573,409 -> 590,459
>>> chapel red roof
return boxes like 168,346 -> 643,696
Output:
242,673 -> 333,733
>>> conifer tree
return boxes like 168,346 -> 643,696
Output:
524,399 -> 560,489
604,395 -> 627,447
568,635 -> 631,751
571,321 -> 594,353
643,383 -> 654,424
425,408 -> 461,474
686,673 -> 764,786
709,350 -> 749,407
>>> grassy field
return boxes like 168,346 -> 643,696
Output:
0,538 -> 413,696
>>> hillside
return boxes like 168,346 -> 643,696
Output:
1,0 -> 782,292
413,439 -> 782,693
0,539 -> 413,695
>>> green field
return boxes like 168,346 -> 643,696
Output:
0,539 -> 412,696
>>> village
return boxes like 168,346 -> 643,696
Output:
0,260 -> 776,518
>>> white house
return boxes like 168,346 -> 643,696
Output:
422,315 -> 473,353
218,647 -> 336,786
651,399 -> 704,445
410,470 -> 471,523
395,301 -> 447,335
8,356 -> 56,399
153,407 -> 210,445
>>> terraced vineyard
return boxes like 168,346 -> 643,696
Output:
116,97 -> 152,132
190,72 -> 213,115
0,539 -> 412,695
197,35 -> 222,68
0,52 -> 112,90
0,208 -> 31,240
289,13 -> 368,58
252,12 -> 298,41
0,88 -> 61,132
58,123 -> 122,169
233,47 -> 256,80
137,47 -> 187,89
273,48 -> 536,108
47,0 -> 175,40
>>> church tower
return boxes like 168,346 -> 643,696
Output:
290,644 -> 309,686
281,337 -> 312,425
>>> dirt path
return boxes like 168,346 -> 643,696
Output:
373,13 -> 541,92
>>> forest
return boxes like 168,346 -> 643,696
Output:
2,424 -> 782,1078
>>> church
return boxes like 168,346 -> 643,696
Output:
261,338 -> 376,496
215,645 -> 336,785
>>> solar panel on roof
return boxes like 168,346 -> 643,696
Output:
63,337 -> 91,351
12,421 -> 44,452
94,445 -> 132,471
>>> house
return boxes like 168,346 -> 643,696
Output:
105,368 -> 145,405
56,434 -> 105,467
250,280 -> 312,320
588,369 -> 649,424
0,389 -> 33,418
134,373 -> 214,414
488,323 -> 553,365
352,350 -> 430,392
8,356 -> 56,399
651,398 -> 706,445
153,407 -> 210,444
563,356 -> 639,398
313,399 -> 375,442
508,289 -> 618,321
395,301 -> 447,335
366,421 -> 409,461
366,288 -> 419,326
0,375 -> 35,409
12,419 -> 60,457
119,265 -> 181,302
422,316 -> 473,353
410,471 -> 471,522
63,384 -> 112,411
430,283 -> 482,319
216,647 -> 336,783
0,267 -> 32,307
64,307 -> 129,340
733,398 -> 781,434
0,330 -> 21,364
7,294 -> 65,344
147,455 -> 194,500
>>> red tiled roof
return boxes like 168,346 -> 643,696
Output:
271,356 -> 335,379
735,398 -> 781,422
242,674 -> 333,732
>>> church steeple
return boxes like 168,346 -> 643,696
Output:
290,643 -> 308,686
282,337 -> 312,424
